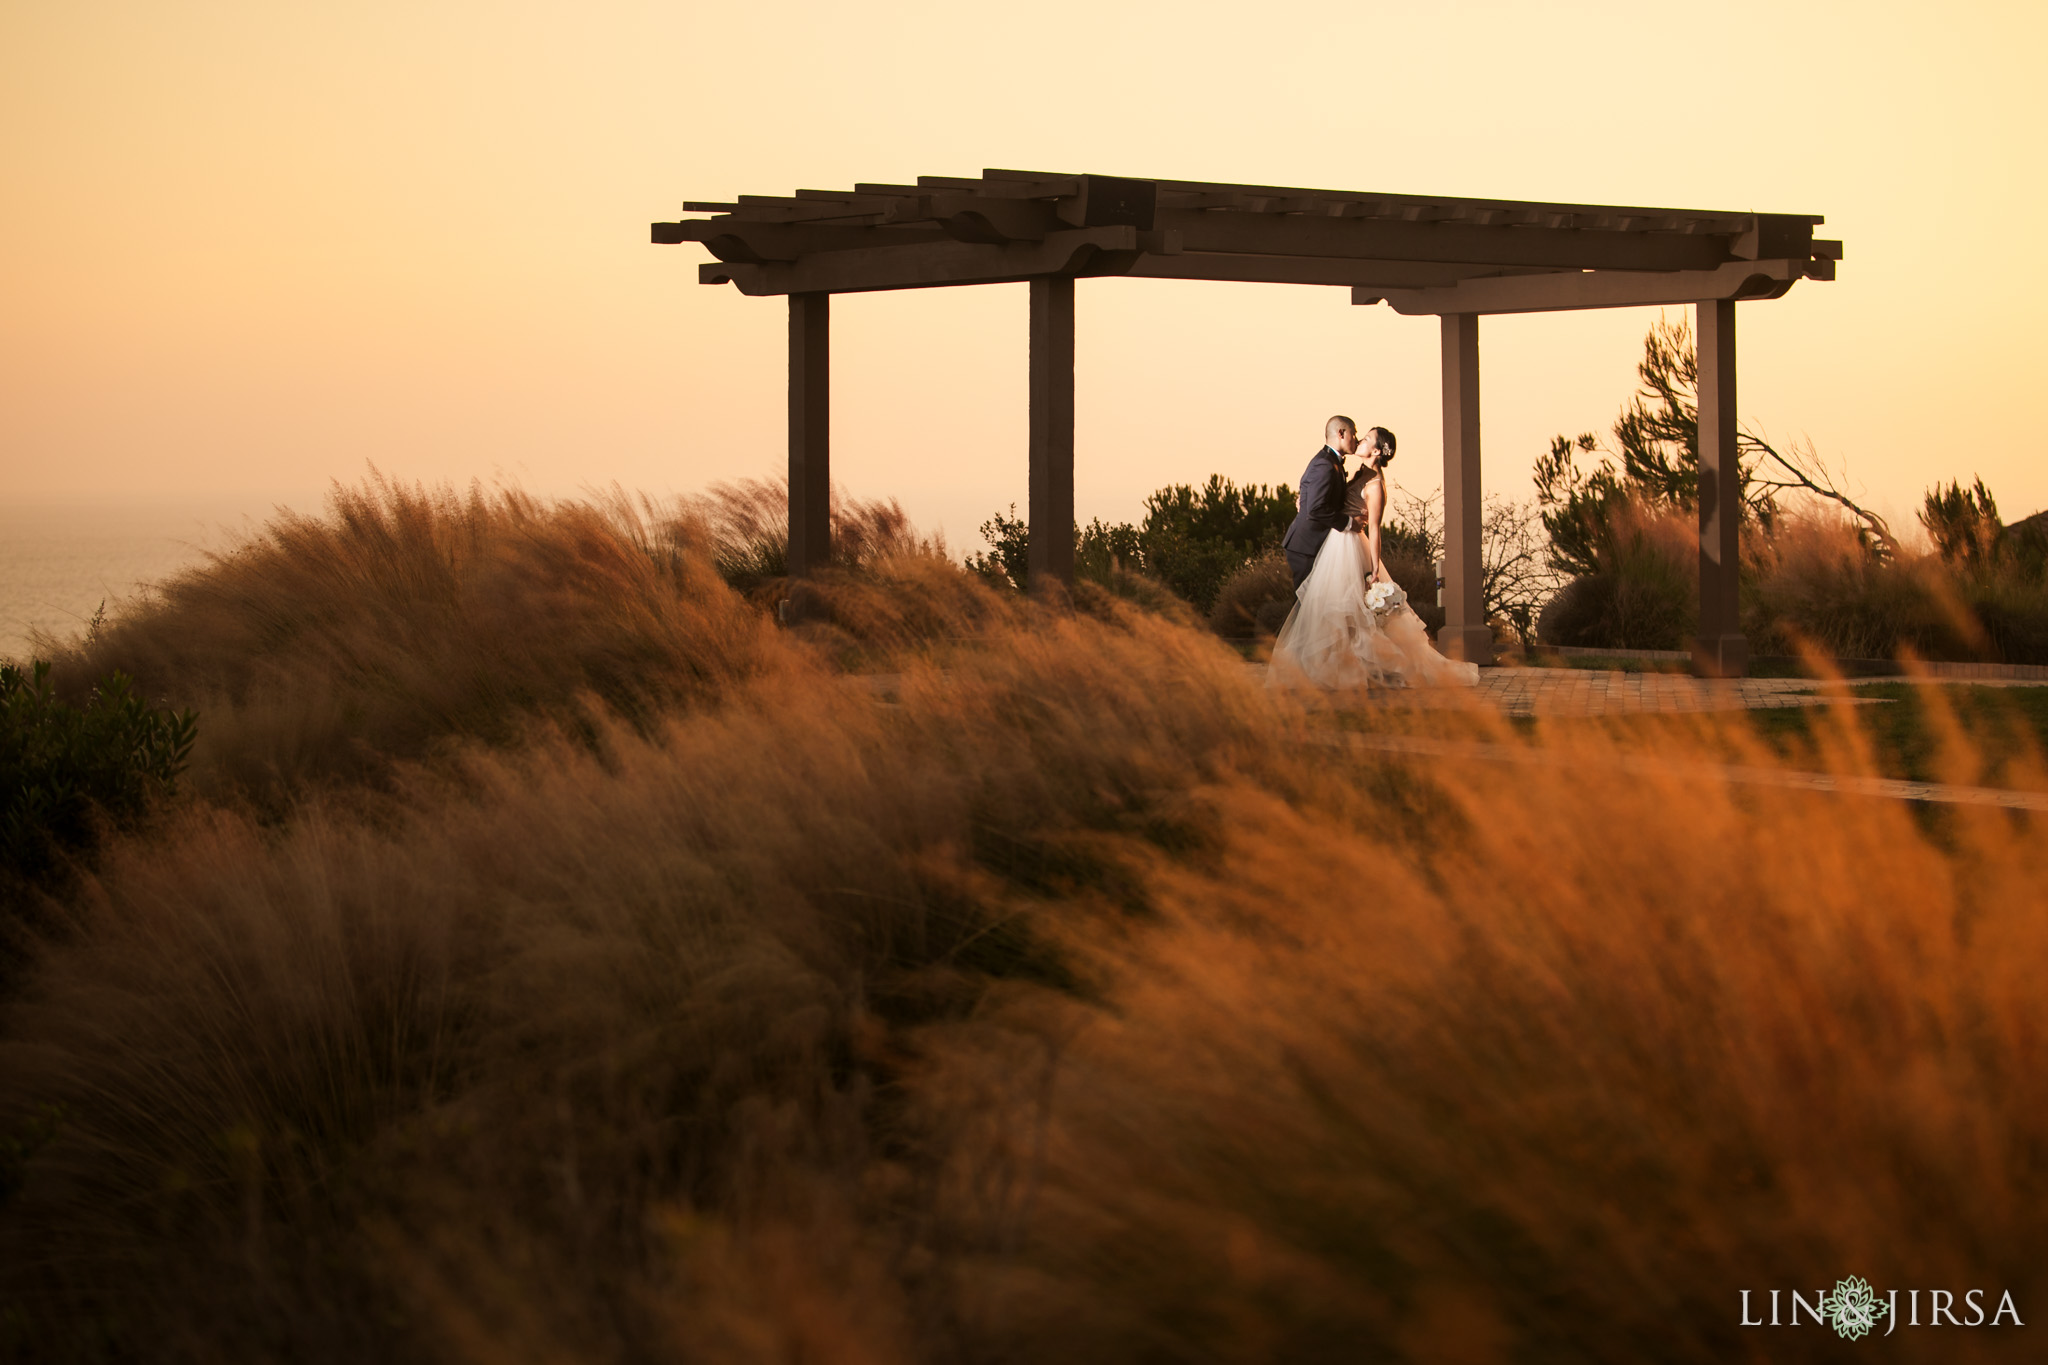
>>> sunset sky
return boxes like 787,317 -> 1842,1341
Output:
5,0 -> 2044,552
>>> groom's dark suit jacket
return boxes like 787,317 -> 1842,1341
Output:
1281,446 -> 1349,558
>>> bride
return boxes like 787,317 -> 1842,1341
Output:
1269,426 -> 1480,690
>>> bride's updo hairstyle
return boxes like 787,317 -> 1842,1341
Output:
1367,426 -> 1398,463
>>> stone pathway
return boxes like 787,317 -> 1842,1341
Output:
1256,665 -> 1876,718
1472,667 -> 1841,718
1337,731 -> 2048,812
1438,666 -> 2045,718
877,663 -> 2048,718
1258,664 -> 2048,717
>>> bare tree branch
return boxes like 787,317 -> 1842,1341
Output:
1740,429 -> 1902,557
1480,495 -> 1569,648
1389,486 -> 1444,562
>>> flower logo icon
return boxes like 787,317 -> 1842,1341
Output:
1819,1276 -> 1888,1341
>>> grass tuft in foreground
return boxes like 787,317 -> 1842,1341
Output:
2,479 -> 2043,1363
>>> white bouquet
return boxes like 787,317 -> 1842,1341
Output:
1365,580 -> 1407,618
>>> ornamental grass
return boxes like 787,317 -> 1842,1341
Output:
3,479 -> 2043,1363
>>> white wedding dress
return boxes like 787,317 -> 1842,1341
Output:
1268,527 -> 1480,691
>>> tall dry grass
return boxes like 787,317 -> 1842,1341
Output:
974,713 -> 2047,1363
4,483 -> 2045,1363
1745,513 -> 2014,662
1542,505 -> 2048,663
40,474 -> 784,807
685,476 -> 938,591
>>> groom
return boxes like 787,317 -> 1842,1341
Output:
1281,415 -> 1361,589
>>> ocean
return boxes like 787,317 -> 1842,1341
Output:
0,500 -> 290,664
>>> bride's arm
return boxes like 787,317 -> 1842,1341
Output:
1363,476 -> 1392,583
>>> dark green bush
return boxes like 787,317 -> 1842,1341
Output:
972,478 -> 1296,612
1137,477 -> 1296,611
1,661 -> 196,884
966,504 -> 1034,590
1538,513 -> 1697,650
1208,552 -> 1295,637
1076,516 -> 1145,584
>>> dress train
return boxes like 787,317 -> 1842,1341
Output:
1267,529 -> 1479,690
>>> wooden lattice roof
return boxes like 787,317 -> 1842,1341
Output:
654,168 -> 1841,314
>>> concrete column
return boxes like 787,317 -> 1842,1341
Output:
787,291 -> 831,576
1693,298 -> 1749,677
1439,312 -> 1491,663
1028,275 -> 1076,593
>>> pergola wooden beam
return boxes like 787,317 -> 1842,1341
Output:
665,224 -> 1828,297
1359,257 -> 1813,315
1125,255 -> 1518,289
657,171 -> 1830,287
701,244 -> 1826,300
1163,209 -> 1750,272
699,226 -> 1144,295
654,169 -> 1840,678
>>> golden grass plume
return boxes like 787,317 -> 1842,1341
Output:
3,481 -> 2044,1363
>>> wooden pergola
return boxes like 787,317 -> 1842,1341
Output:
653,169 -> 1841,676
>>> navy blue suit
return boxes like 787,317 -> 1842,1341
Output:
1282,446 -> 1348,588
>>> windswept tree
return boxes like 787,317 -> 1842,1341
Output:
1535,315 -> 1897,575
1920,478 -> 2002,566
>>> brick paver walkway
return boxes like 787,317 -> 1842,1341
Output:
1339,731 -> 2048,812
1259,665 -> 2048,717
1255,665 -> 1875,717
1471,667 -> 1858,718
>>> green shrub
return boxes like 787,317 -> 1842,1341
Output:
1968,572 -> 2048,663
1138,477 -> 1295,611
1208,552 -> 1295,637
2,662 -> 196,884
965,504 -> 1033,590
1538,511 -> 1697,650
972,478 -> 1296,611
1076,517 -> 1145,584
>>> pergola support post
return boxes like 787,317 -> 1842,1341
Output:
1438,312 -> 1490,664
1028,275 -> 1076,594
1693,299 -> 1749,678
787,291 -> 831,577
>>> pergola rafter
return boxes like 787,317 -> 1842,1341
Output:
654,168 -> 1843,677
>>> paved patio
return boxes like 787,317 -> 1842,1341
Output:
1256,664 -> 2048,718
1338,730 -> 2048,812
1472,667 -> 1838,717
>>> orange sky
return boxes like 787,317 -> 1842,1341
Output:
4,0 -> 2044,552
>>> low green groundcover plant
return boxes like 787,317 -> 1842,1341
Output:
2,661 -> 196,884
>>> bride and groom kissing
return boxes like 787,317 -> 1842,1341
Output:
1269,415 -> 1479,691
